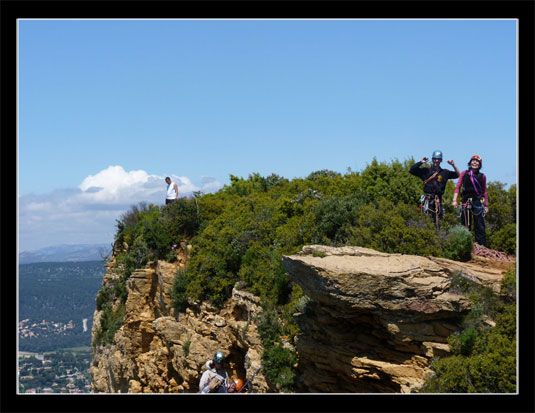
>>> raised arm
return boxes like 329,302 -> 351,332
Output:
452,170 -> 465,208
447,159 -> 460,177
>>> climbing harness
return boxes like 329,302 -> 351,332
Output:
419,194 -> 441,227
459,197 -> 486,229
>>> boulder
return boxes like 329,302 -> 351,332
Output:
282,245 -> 507,393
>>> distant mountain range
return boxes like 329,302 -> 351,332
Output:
19,243 -> 112,264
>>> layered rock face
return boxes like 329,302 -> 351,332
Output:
282,245 -> 507,393
90,245 -> 268,393
92,242 -> 509,393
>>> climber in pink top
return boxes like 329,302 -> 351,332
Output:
452,155 -> 488,246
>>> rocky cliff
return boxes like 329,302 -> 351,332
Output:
90,243 -> 269,393
91,243 -> 510,393
282,245 -> 508,393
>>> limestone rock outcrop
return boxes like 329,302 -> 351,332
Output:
91,242 -> 511,394
282,245 -> 508,393
90,245 -> 268,393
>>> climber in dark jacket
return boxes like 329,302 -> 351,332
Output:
452,155 -> 488,246
410,150 -> 460,225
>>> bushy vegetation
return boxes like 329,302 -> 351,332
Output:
442,225 -> 474,262
170,269 -> 189,313
93,302 -> 125,348
484,182 -> 516,254
96,158 -> 516,391
256,302 -> 299,392
419,268 -> 516,393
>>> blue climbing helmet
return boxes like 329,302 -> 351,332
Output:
432,150 -> 443,160
213,350 -> 225,364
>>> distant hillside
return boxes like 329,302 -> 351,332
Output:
18,261 -> 105,352
19,243 -> 111,264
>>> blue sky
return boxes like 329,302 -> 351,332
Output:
18,19 -> 517,252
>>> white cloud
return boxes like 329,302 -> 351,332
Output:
78,165 -> 161,204
19,166 -> 224,251
24,201 -> 54,212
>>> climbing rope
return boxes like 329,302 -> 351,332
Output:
472,243 -> 515,262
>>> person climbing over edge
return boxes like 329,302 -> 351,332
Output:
199,351 -> 231,393
165,177 -> 179,205
227,378 -> 249,393
452,155 -> 488,246
409,150 -> 460,226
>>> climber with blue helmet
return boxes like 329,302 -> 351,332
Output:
410,150 -> 460,226
199,350 -> 231,393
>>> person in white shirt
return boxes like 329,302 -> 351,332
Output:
165,177 -> 179,205
199,351 -> 231,393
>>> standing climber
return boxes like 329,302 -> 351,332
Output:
452,155 -> 488,246
199,351 -> 231,393
165,177 -> 179,205
410,150 -> 460,226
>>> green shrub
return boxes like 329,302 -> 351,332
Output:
170,269 -> 190,313
348,199 -> 442,256
95,285 -> 113,311
183,337 -> 191,356
488,223 -> 516,256
448,271 -> 477,294
256,304 -> 283,346
420,269 -> 517,393
130,236 -> 150,267
485,182 -> 516,235
113,250 -> 140,303
114,202 -> 151,247
448,272 -> 501,323
462,302 -> 484,330
442,225 -> 474,262
360,158 -> 422,205
261,344 -> 297,393
420,306 -> 516,393
206,274 -> 235,308
237,244 -> 291,304
306,169 -> 341,180
312,194 -> 366,243
500,268 -> 516,300
113,277 -> 128,305
93,302 -> 125,348
160,197 -> 201,242
166,249 -> 177,263
264,173 -> 289,190
459,327 -> 479,356
136,207 -> 171,260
